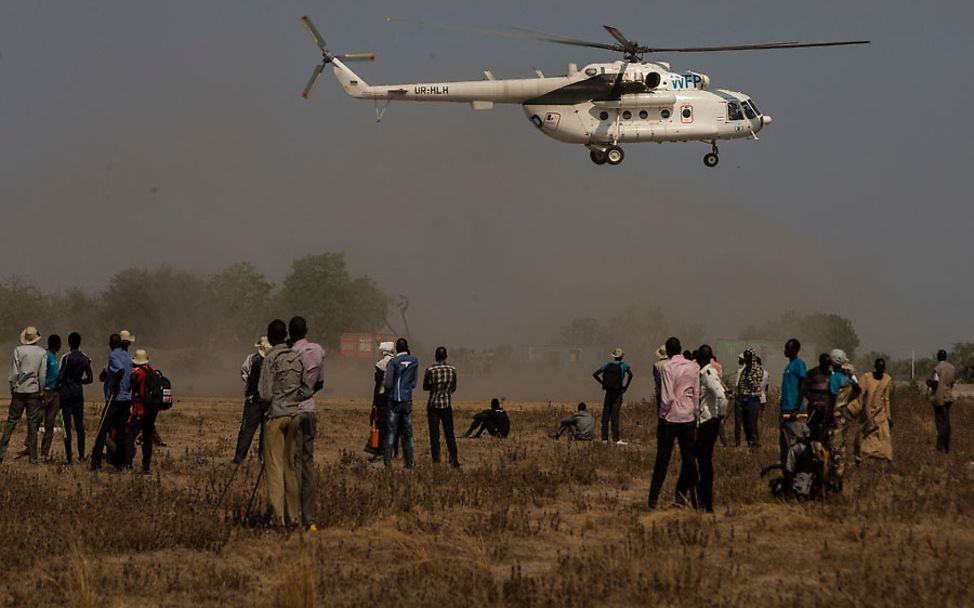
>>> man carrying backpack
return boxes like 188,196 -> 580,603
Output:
125,349 -> 164,474
383,338 -> 419,469
592,348 -> 633,445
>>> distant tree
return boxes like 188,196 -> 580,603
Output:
207,262 -> 273,347
950,342 -> 974,383
278,253 -> 387,346
0,277 -> 47,340
743,312 -> 860,358
556,317 -> 602,346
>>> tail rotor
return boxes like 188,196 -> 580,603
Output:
300,16 -> 375,99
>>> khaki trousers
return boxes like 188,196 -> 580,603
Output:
262,415 -> 301,526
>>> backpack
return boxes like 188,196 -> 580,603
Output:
144,369 -> 174,411
601,362 -> 624,391
271,350 -> 305,399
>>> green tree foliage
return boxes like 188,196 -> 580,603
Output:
278,253 -> 387,346
208,262 -> 273,347
0,278 -> 48,339
743,312 -> 860,358
949,342 -> 974,383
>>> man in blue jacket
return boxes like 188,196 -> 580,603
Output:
384,338 -> 418,469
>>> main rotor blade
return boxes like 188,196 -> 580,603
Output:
302,63 -> 325,99
386,17 -> 621,52
641,40 -> 870,53
603,25 -> 635,49
301,16 -> 327,51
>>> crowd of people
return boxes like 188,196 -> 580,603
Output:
2,320 -> 960,526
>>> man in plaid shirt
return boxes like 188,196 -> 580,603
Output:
423,346 -> 460,468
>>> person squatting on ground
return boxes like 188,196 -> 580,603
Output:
592,348 -> 633,445
736,350 -> 765,450
779,339 -> 808,466
927,349 -> 955,454
648,337 -> 700,510
58,332 -> 93,464
384,338 -> 418,469
696,345 -> 727,512
91,331 -> 135,471
289,316 -> 325,531
0,327 -> 48,464
550,402 -> 595,441
803,354 -> 833,442
857,358 -> 893,462
258,320 -> 312,526
124,349 -> 159,474
825,349 -> 861,493
233,337 -> 270,464
463,398 -> 510,438
423,346 -> 460,468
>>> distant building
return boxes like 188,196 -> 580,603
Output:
339,332 -> 399,359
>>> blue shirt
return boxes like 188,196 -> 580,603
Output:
104,348 -> 133,401
829,370 -> 853,396
384,353 -> 419,402
780,357 -> 807,413
44,351 -> 60,391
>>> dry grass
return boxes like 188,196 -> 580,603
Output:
0,393 -> 970,607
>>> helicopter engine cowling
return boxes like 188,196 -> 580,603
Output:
592,93 -> 677,109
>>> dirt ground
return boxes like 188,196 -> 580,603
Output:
0,393 -> 970,607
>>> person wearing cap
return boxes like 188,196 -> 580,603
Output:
648,337 -> 700,510
0,327 -> 48,464
58,332 -> 93,464
592,348 -> 633,445
463,398 -> 511,439
550,402 -> 595,441
423,346 -> 460,468
233,336 -> 271,464
124,349 -> 158,473
735,349 -> 765,450
825,349 -> 861,493
289,316 -> 325,531
383,338 -> 419,468
91,332 -> 134,471
367,341 -> 399,461
696,345 -> 727,512
927,349 -> 955,453
18,334 -> 64,461
778,339 -> 808,466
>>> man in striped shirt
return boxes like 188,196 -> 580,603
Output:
423,347 -> 460,468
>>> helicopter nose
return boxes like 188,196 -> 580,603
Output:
761,115 -> 773,126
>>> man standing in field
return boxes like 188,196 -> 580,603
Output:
648,337 -> 700,510
550,402 -> 595,441
423,346 -> 460,468
289,316 -> 325,531
927,349 -> 955,453
779,339 -> 808,466
125,349 -> 159,474
803,354 -> 833,442
858,358 -> 893,462
592,348 -> 633,445
92,331 -> 135,471
696,345 -> 727,512
736,350 -> 764,450
258,319 -> 311,526
32,334 -> 63,461
826,349 -> 861,493
58,332 -> 93,464
233,337 -> 270,465
0,327 -> 48,464
384,338 -> 418,469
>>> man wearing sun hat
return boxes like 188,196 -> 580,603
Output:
0,327 -> 48,464
91,330 -> 135,470
592,347 -> 633,445
125,348 -> 159,473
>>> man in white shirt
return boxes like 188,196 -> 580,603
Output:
1,327 -> 48,464
695,345 -> 727,512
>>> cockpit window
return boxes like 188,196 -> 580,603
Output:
745,99 -> 761,116
727,102 -> 744,121
742,101 -> 756,120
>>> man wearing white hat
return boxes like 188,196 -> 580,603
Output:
91,331 -> 134,471
0,327 -> 48,464
825,349 -> 861,493
233,337 -> 271,464
592,347 -> 633,445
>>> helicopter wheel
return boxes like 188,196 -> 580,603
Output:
605,145 -> 624,166
703,152 -> 719,168
590,149 -> 608,165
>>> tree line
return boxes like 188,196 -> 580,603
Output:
0,253 -> 389,351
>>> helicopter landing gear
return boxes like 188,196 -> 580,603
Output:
605,145 -> 624,166
703,142 -> 719,168
590,149 -> 607,165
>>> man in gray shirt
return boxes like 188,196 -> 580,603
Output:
1,327 -> 48,464
550,402 -> 595,441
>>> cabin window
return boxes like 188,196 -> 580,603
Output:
661,108 -> 671,119
727,102 -> 744,121
639,109 -> 649,119
622,110 -> 632,120
599,111 -> 609,120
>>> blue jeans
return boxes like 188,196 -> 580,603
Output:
384,400 -> 414,468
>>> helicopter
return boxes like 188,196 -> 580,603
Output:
300,17 -> 868,167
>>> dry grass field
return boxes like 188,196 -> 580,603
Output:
0,393 -> 970,607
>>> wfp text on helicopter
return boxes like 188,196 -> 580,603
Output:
300,17 -> 868,167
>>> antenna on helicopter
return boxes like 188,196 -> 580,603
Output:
300,16 -> 375,99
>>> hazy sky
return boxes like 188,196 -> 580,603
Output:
2,1 -> 971,358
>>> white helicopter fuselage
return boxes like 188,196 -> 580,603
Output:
331,59 -> 770,149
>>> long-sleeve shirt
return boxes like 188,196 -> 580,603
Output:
104,348 -> 133,401
58,350 -> 94,403
9,344 -> 47,394
737,364 -> 764,399
291,338 -> 325,413
561,411 -> 595,440
43,351 -> 60,390
659,355 -> 701,423
384,353 -> 419,402
699,363 -> 728,424
423,362 -> 458,409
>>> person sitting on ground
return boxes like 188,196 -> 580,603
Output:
550,402 -> 594,441
463,398 -> 510,438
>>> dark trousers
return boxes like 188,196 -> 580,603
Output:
695,419 -> 720,512
40,390 -> 61,458
464,412 -> 496,438
124,411 -> 158,472
733,399 -> 743,446
0,392 -> 42,463
934,403 -> 952,453
384,401 -> 414,468
741,397 -> 761,448
91,399 -> 130,470
233,398 -> 265,463
61,399 -> 86,463
427,406 -> 459,465
648,419 -> 698,509
601,391 -> 623,442
296,412 -> 317,527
